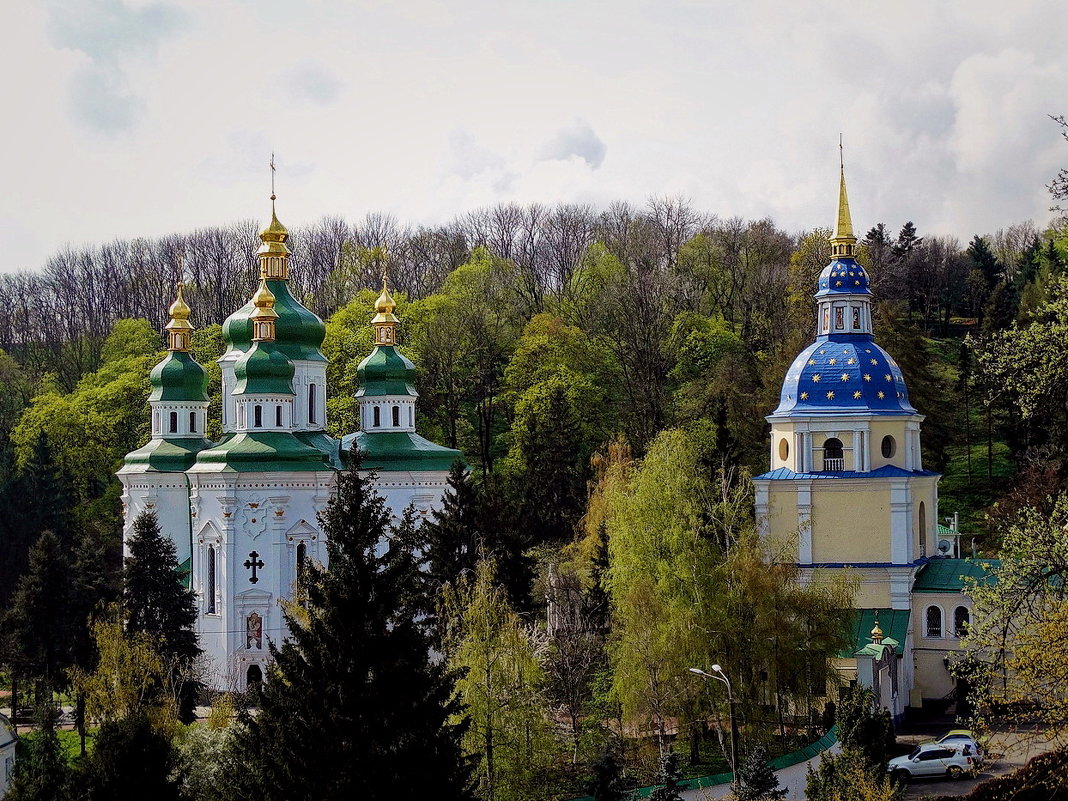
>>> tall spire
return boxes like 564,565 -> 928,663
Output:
258,154 -> 290,279
250,277 -> 279,342
372,270 -> 399,346
830,137 -> 857,259
166,282 -> 194,352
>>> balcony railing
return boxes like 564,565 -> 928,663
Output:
822,458 -> 844,471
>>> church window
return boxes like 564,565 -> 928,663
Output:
206,546 -> 216,614
189,411 -> 197,433
246,611 -> 263,649
297,541 -> 306,574
373,406 -> 381,427
238,404 -> 246,429
309,383 -> 317,424
954,606 -> 970,637
275,405 -> 283,427
918,501 -> 927,558
408,405 -> 413,427
925,605 -> 943,638
881,435 -> 896,458
392,405 -> 400,427
254,405 -> 263,428
852,307 -> 861,329
169,411 -> 178,433
153,411 -> 159,434
822,438 -> 844,471
835,307 -> 844,330
778,438 -> 789,461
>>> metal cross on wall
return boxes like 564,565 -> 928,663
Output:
244,551 -> 264,584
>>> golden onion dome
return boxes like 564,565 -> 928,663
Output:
251,277 -> 279,320
372,275 -> 400,326
167,282 -> 193,331
871,618 -> 884,643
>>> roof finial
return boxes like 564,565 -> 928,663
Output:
871,611 -> 884,645
270,152 -> 277,208
250,277 -> 279,342
372,268 -> 399,346
830,137 -> 856,258
166,281 -> 194,352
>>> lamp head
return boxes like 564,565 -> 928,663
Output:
711,664 -> 723,674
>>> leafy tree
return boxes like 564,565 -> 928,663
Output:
6,707 -> 71,801
123,510 -> 201,722
171,724 -> 233,801
806,749 -> 903,801
77,711 -> 179,801
649,751 -> 686,801
837,686 -> 895,770
221,451 -> 474,801
735,744 -> 786,801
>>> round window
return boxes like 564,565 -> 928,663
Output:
778,438 -> 789,461
881,435 -> 896,459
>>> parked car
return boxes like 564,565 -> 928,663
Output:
887,742 -> 977,782
933,730 -> 985,765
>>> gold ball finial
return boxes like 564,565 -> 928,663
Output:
168,281 -> 191,321
165,281 -> 194,351
252,277 -> 278,318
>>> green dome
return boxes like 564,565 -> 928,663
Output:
191,431 -> 335,473
356,345 -> 418,397
121,436 -> 213,472
223,280 -> 326,362
149,351 -> 209,402
234,343 -> 295,395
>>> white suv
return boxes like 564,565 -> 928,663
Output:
887,742 -> 976,782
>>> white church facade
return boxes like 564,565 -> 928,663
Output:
118,198 -> 461,692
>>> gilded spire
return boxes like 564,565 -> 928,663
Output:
871,612 -> 884,645
166,282 -> 194,352
258,154 -> 290,279
250,277 -> 279,342
372,270 -> 399,346
830,138 -> 857,259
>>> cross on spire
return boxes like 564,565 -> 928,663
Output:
269,152 -> 276,201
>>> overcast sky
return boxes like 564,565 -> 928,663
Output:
3,0 -> 1065,273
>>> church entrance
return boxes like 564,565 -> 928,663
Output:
246,664 -> 263,693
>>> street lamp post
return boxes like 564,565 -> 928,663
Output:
689,665 -> 739,782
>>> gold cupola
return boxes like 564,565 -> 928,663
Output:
257,193 -> 291,280
829,143 -> 857,260
250,277 -> 279,342
166,282 -> 194,352
871,613 -> 884,645
372,273 -> 399,346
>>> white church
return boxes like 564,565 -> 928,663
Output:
118,198 -> 462,692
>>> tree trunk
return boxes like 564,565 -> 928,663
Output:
986,405 -> 993,480
9,674 -> 16,734
77,691 -> 86,756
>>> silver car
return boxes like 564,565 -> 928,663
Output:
887,742 -> 976,782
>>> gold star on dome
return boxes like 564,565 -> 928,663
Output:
808,359 -> 817,366
840,373 -> 849,381
859,269 -> 865,276
865,349 -> 872,353
855,280 -> 861,285
800,392 -> 809,400
812,374 -> 821,383
826,391 -> 835,399
849,272 -> 855,276
847,357 -> 855,365
819,349 -> 826,355
877,391 -> 885,399
853,391 -> 862,399
829,358 -> 837,365
885,374 -> 892,381
863,374 -> 871,381
870,359 -> 878,365
835,280 -> 843,286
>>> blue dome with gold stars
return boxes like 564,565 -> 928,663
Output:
775,338 -> 913,415
816,259 -> 870,297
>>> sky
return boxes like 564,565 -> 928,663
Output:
3,0 -> 1066,272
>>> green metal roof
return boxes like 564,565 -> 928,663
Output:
179,556 -> 191,589
936,523 -> 956,536
840,608 -> 910,657
341,430 -> 463,472
149,351 -> 209,402
913,558 -> 1000,593
356,345 -> 418,397
120,436 -> 214,473
191,431 -> 335,473
233,342 -> 295,395
223,279 -> 327,363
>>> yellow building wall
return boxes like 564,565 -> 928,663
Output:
766,491 -> 799,559
811,489 -> 890,563
869,420 -> 908,470
912,591 -> 968,702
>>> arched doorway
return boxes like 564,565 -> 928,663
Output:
246,664 -> 263,694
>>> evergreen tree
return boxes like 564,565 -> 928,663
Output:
123,510 -> 200,722
6,707 -> 71,801
650,751 -> 685,801
221,450 -> 474,801
837,685 -> 896,769
424,461 -> 485,594
586,750 -> 628,801
735,745 -> 786,801
77,711 -> 179,801
968,234 -> 1004,287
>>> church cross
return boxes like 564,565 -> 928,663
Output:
244,551 -> 264,584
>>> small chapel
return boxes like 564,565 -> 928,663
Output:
753,162 -> 987,721
118,197 -> 461,691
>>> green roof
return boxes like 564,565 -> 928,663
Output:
840,608 -> 910,657
179,556 -> 191,589
149,351 -> 209,402
342,430 -> 463,472
913,558 -> 1000,593
294,430 -> 345,470
356,345 -> 418,397
223,280 -> 327,363
234,343 -> 295,395
191,431 -> 335,473
936,523 -> 956,536
120,436 -> 214,472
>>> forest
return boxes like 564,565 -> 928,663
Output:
1,187 -> 1068,799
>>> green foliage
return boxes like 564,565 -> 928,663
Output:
77,711 -> 179,801
837,686 -> 895,769
930,747 -> 1068,800
190,324 -> 224,441
649,751 -> 686,801
221,451 -> 473,801
585,749 -> 630,801
806,748 -> 903,801
7,708 -> 72,801
171,724 -> 233,801
734,744 -> 786,801
100,318 -> 163,363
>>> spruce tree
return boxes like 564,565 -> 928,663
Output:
77,711 -> 179,801
221,451 -> 474,801
735,745 -> 786,801
122,510 -> 200,721
650,751 -> 685,801
6,707 -> 71,801
587,750 -> 628,801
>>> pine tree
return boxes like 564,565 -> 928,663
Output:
735,745 -> 786,801
6,707 -> 71,801
650,751 -> 685,801
221,451 -> 474,801
122,510 -> 200,722
586,750 -> 628,801
424,461 -> 485,594
77,711 -> 179,801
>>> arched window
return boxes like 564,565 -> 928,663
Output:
925,605 -> 943,638
408,405 -> 413,427
954,606 -> 970,637
254,405 -> 263,428
373,406 -> 381,427
881,435 -> 896,458
297,541 -> 306,574
392,405 -> 400,427
153,411 -> 159,434
238,404 -> 246,429
206,546 -> 216,615
189,411 -> 197,433
309,383 -> 317,424
919,501 -> 927,558
822,438 -> 844,471
169,411 -> 178,433
275,405 -> 283,427
246,664 -> 263,693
